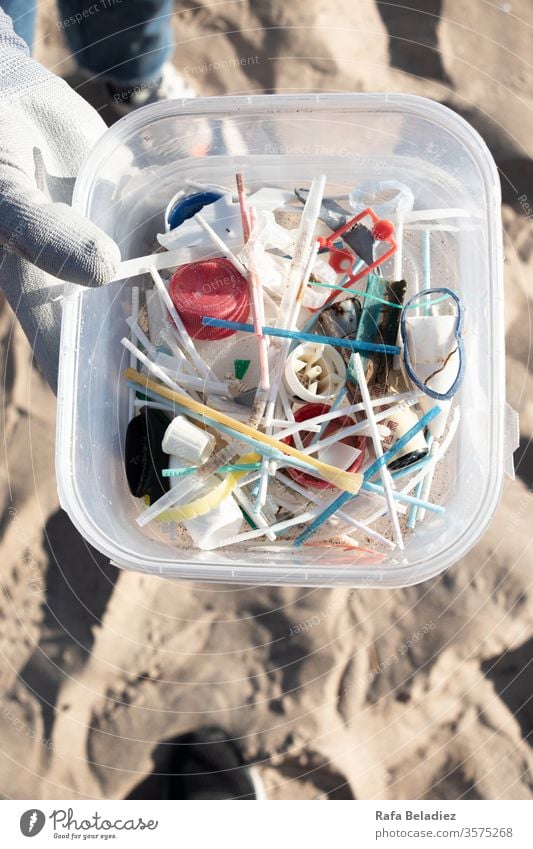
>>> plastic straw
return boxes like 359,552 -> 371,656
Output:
154,361 -> 228,396
136,475 -> 208,527
149,265 -> 212,381
275,472 -> 395,550
234,173 -> 270,402
124,369 -> 364,494
134,400 -> 174,413
293,402 -> 441,546
162,462 -> 261,479
201,317 -> 400,355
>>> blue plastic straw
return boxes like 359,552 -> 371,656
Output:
293,405 -> 441,546
201,317 -> 400,356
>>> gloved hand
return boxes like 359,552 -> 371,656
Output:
0,11 -> 120,392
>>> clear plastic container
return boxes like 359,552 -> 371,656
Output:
56,93 -> 505,587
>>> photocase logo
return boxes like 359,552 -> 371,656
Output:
20,809 -> 46,837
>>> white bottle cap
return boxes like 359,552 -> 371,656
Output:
162,416 -> 216,465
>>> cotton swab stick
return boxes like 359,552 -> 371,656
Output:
127,286 -> 139,420
272,391 -> 421,436
201,317 -> 400,355
362,480 -> 444,513
201,508 -> 322,550
124,368 -> 364,494
363,411 -> 459,528
293,403 -> 441,546
233,487 -> 276,542
149,265 -> 212,381
193,213 -> 249,277
275,472 -> 395,550
121,338 -> 192,398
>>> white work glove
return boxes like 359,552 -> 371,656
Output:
0,11 -> 120,392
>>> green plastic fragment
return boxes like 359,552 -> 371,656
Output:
234,359 -> 251,380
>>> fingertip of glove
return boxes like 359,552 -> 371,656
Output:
71,233 -> 122,288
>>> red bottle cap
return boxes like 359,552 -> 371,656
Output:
169,258 -> 250,341
282,403 -> 366,490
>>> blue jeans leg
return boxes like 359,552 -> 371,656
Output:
57,0 -> 174,85
1,0 -> 37,48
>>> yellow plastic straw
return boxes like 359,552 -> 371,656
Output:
124,368 -> 363,495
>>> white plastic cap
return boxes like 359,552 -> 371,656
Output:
162,416 -> 216,465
